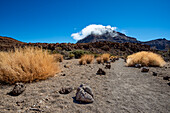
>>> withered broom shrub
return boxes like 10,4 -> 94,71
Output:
126,51 -> 166,67
0,47 -> 60,84
101,53 -> 110,63
96,57 -> 104,64
79,54 -> 94,65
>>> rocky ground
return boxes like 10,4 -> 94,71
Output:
0,59 -> 170,113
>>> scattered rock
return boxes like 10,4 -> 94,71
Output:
76,84 -> 94,103
141,67 -> 149,72
59,87 -> 73,94
163,76 -> 170,81
167,82 -> 170,86
16,100 -> 24,106
152,72 -> 157,76
8,83 -> 26,96
105,64 -> 111,69
96,68 -> 106,75
61,73 -> 66,76
106,61 -> 111,64
64,65 -> 69,68
135,64 -> 142,68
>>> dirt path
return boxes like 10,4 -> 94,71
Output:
0,59 -> 169,113
107,59 -> 170,113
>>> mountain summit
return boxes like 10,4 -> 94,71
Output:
77,31 -> 139,43
77,31 -> 170,50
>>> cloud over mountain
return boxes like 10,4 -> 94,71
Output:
71,24 -> 117,40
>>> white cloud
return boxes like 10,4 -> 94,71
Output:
71,24 -> 117,40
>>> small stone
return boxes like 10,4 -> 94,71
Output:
76,84 -> 94,103
76,89 -> 94,103
80,84 -> 93,97
8,83 -> 26,96
141,67 -> 149,72
105,64 -> 111,69
64,65 -> 69,68
163,76 -> 170,81
59,87 -> 73,94
61,73 -> 66,76
135,64 -> 142,68
153,72 -> 157,76
97,68 -> 106,75
167,82 -> 170,86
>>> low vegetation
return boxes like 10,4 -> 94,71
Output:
0,47 -> 60,84
96,56 -> 104,64
96,53 -> 110,64
101,53 -> 110,63
126,51 -> 166,67
70,50 -> 91,59
79,54 -> 94,65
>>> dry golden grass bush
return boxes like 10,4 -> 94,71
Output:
96,57 -> 104,64
53,54 -> 63,62
0,47 -> 60,84
126,51 -> 166,67
79,60 -> 87,65
110,56 -> 119,59
101,53 -> 110,63
79,54 -> 94,65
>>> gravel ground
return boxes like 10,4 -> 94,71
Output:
0,59 -> 169,113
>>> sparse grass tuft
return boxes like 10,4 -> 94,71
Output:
0,47 -> 60,84
101,53 -> 110,63
79,60 -> 87,65
96,57 -> 104,64
126,51 -> 166,67
79,54 -> 94,65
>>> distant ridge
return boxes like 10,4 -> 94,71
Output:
0,36 -> 25,51
142,38 -> 170,50
0,36 -> 25,44
77,31 -> 170,50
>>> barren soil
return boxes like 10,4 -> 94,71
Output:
0,59 -> 170,113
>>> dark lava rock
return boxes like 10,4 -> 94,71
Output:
61,73 -> 66,76
8,83 -> 26,96
141,67 -> 149,72
153,72 -> 158,76
64,65 -> 69,68
163,76 -> 170,81
105,64 -> 111,69
96,68 -> 106,75
59,87 -> 73,94
135,64 -> 142,68
110,59 -> 116,62
167,82 -> 170,86
76,84 -> 94,103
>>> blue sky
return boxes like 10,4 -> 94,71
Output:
0,0 -> 169,43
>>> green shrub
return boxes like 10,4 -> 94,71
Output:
93,54 -> 101,58
70,50 -> 91,59
69,53 -> 75,59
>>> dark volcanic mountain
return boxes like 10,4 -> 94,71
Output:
77,31 -> 170,50
0,36 -> 25,51
77,31 -> 140,43
143,38 -> 170,50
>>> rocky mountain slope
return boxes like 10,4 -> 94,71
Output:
143,38 -> 170,50
77,32 -> 140,43
77,31 -> 170,50
0,36 -> 25,51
